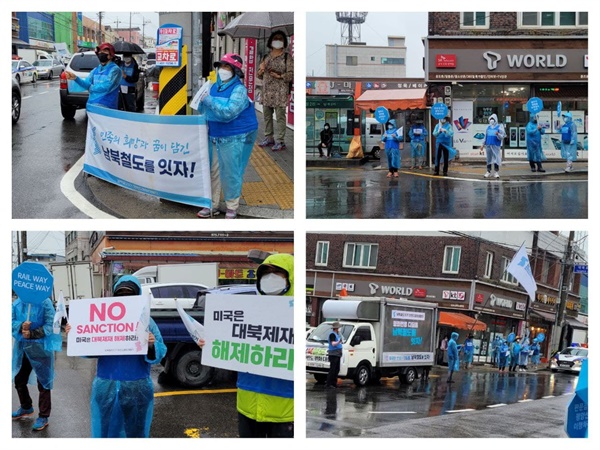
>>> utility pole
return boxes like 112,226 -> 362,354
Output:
20,231 -> 28,264
98,12 -> 104,44
551,231 -> 575,354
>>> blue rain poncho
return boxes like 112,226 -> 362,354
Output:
12,298 -> 56,390
560,113 -> 578,161
203,74 -> 259,203
447,332 -> 459,372
462,337 -> 474,364
73,60 -> 122,109
382,120 -> 401,169
409,123 -> 427,159
89,276 -> 167,438
432,120 -> 457,164
482,114 -> 506,168
526,114 -> 546,163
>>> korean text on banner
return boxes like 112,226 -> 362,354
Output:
203,294 -> 294,381
506,243 -> 537,302
83,104 -> 211,208
67,295 -> 150,357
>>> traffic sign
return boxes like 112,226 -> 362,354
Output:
573,264 -> 588,274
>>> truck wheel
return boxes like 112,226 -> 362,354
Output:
174,350 -> 215,388
354,363 -> 371,386
372,147 -> 381,159
400,367 -> 417,385
61,103 -> 76,120
314,373 -> 327,384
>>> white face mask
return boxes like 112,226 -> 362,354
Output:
489,119 -> 496,126
218,68 -> 233,81
124,57 -> 132,64
387,125 -> 394,130
260,273 -> 288,295
271,40 -> 284,49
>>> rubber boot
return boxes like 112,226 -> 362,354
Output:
536,162 -> 545,173
529,161 -> 536,172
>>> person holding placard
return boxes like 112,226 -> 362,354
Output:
480,113 -> 506,179
382,119 -> 402,178
12,297 -> 56,431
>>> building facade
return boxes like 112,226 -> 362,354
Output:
306,231 -> 586,364
425,12 -> 588,161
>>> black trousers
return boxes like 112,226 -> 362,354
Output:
238,412 -> 293,438
435,143 -> 449,174
327,354 -> 341,387
14,353 -> 52,417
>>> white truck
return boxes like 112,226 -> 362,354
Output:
132,262 -> 219,288
306,296 -> 438,386
49,262 -> 99,308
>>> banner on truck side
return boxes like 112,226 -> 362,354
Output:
67,295 -> 150,356
83,104 -> 211,208
203,294 -> 294,381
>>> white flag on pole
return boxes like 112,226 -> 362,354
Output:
506,243 -> 537,302
53,291 -> 68,334
175,299 -> 205,344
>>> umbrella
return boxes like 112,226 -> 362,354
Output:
220,12 -> 294,39
112,41 -> 145,54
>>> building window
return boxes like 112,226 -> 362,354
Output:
343,243 -> 378,269
484,252 -> 493,279
370,56 -> 375,61
461,12 -> 488,28
519,12 -> 587,28
315,241 -> 329,266
442,246 -> 461,274
381,57 -> 405,65
501,257 -> 518,285
346,56 -> 358,66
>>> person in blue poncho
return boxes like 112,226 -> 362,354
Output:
196,53 -> 259,220
382,119 -> 402,178
530,339 -> 541,369
12,297 -> 56,431
498,339 -> 509,372
408,118 -> 427,170
519,339 -> 530,371
446,331 -> 459,383
480,113 -> 506,179
526,113 -> 546,172
462,334 -> 474,369
509,337 -> 521,372
432,115 -> 454,176
66,275 -> 166,437
64,43 -> 122,109
560,112 -> 578,172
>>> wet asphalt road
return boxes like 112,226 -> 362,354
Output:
306,366 -> 580,438
306,168 -> 587,219
12,344 -> 238,438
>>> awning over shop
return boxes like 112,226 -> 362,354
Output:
355,88 -> 427,111
438,311 -> 487,332
530,309 -> 556,322
566,317 -> 588,329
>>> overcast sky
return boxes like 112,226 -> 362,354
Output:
83,12 -> 160,40
306,12 -> 427,77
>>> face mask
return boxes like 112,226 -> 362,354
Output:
260,273 -> 288,295
387,125 -> 394,130
97,53 -> 109,63
324,125 -> 329,130
218,68 -> 233,81
124,57 -> 132,64
489,119 -> 496,126
441,119 -> 446,124
271,40 -> 284,49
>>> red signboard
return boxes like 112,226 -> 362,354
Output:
413,288 -> 427,298
436,54 -> 457,68
244,39 -> 257,101
475,293 -> 485,303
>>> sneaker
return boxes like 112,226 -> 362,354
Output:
32,417 -> 48,431
258,137 -> 274,147
225,209 -> 237,219
494,172 -> 500,179
565,166 -> 572,173
484,171 -> 491,178
272,142 -> 286,151
196,208 -> 220,218
12,407 -> 34,420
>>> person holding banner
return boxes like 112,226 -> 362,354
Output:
65,275 -> 166,437
196,53 -> 258,220
526,113 -> 546,172
432,115 -> 454,176
480,113 -> 506,179
64,43 -> 122,110
12,297 -> 56,431
560,112 -> 578,172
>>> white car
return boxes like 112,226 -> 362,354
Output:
142,282 -> 209,310
550,346 -> 588,374
12,59 -> 38,84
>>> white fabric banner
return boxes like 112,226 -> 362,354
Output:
83,104 -> 211,208
203,294 -> 294,381
67,295 -> 150,356
506,244 -> 537,302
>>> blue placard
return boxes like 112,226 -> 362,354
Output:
573,264 -> 588,274
557,101 -> 562,117
526,97 -> 544,115
12,262 -> 54,305
565,359 -> 588,438
374,106 -> 390,124
507,332 -> 516,343
431,102 -> 448,120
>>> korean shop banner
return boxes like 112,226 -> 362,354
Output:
203,294 -> 294,381
83,104 -> 211,208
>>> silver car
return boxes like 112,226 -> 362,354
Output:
550,346 -> 588,374
33,58 -> 65,80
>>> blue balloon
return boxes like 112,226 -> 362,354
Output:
431,102 -> 449,120
536,332 -> 545,343
526,97 -> 544,115
507,332 -> 516,343
374,106 -> 390,124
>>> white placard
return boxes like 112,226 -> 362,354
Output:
67,295 -> 150,356
203,294 -> 294,381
